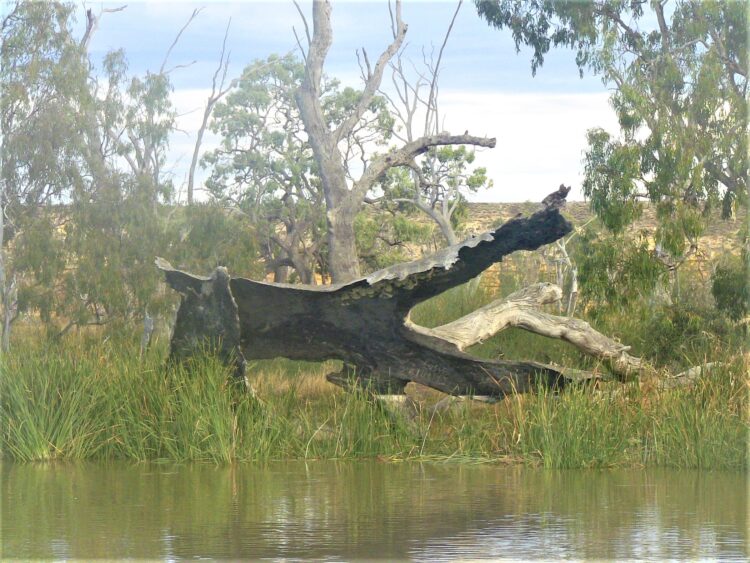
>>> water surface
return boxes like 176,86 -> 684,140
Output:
2,461 -> 746,560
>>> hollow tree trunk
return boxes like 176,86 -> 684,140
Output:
158,208 -> 574,398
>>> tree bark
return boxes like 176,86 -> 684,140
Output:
325,200 -> 362,284
158,207 -> 573,397
157,260 -> 247,383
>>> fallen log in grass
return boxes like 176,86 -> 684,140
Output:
159,206 -> 706,399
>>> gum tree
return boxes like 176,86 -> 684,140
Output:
295,0 -> 496,282
0,1 -> 91,346
379,0 -> 493,247
204,55 -> 326,284
476,0 -> 747,292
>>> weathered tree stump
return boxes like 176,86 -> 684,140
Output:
158,208 -> 574,398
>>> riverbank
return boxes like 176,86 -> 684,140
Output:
2,326 -> 746,468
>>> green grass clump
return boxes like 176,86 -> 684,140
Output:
0,338 -> 414,463
1,285 -> 746,469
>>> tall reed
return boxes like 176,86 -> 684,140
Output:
1,310 -> 746,469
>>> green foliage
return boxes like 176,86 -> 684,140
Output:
512,385 -> 631,469
410,278 -> 490,328
1,2 -> 266,335
1,2 -> 186,334
639,361 -> 748,469
166,204 -> 262,278
477,0 -> 747,301
1,1 -> 91,214
379,145 -> 492,244
634,303 -> 732,366
712,256 -> 749,321
354,209 -> 433,273
475,0 -> 601,76
205,53 -> 403,281
0,337 -> 410,462
204,54 -> 322,281
583,0 -> 745,248
575,228 -> 664,310
582,128 -> 643,234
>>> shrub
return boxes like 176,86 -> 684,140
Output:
711,257 -> 749,321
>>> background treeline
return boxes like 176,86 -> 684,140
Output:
1,1 -> 746,347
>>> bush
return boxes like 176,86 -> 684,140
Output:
711,257 -> 749,321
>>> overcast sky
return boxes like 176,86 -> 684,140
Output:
81,0 -> 621,202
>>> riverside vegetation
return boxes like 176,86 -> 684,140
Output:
2,272 -> 746,469
2,2 -> 746,472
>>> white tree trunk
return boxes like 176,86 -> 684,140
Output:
407,282 -> 645,380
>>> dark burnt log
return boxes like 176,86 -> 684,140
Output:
156,261 -> 247,382
157,208 -> 573,397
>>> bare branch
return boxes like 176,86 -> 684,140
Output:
292,0 -> 311,47
333,0 -> 407,143
162,60 -> 197,75
187,17 -> 232,204
355,133 -> 496,199
411,283 -> 645,380
424,0 -> 462,134
292,27 -> 308,63
159,7 -> 202,75
304,0 -> 333,96
79,4 -> 127,51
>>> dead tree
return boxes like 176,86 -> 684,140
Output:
158,207 -> 576,398
293,0 -> 496,282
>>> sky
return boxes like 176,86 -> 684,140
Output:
81,0 -> 622,202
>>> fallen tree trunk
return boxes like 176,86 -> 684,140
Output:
158,208 -> 574,398
414,282 -> 645,380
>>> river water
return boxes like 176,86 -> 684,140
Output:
2,461 -> 746,561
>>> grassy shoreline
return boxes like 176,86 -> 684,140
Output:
2,332 -> 746,469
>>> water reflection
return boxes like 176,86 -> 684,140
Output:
2,461 -> 747,561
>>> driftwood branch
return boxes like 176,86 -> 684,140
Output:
659,362 -> 725,388
411,282 -> 645,380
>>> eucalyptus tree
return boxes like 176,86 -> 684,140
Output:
294,0 -> 496,282
205,51 -> 436,282
382,146 -> 491,246
61,45 -> 178,333
1,1 -> 189,339
0,1 -> 92,345
476,0 -> 747,299
204,55 -> 327,283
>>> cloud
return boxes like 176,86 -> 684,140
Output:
165,86 -> 620,203
438,90 -> 620,201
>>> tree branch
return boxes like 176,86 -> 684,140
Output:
187,17 -> 232,205
355,133 -> 496,199
79,4 -> 127,51
159,7 -> 202,75
408,282 -> 645,380
333,0 -> 407,144
424,0 -> 462,134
